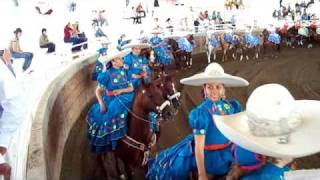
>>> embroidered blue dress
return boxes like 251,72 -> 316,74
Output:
224,33 -> 233,44
146,98 -> 242,180
232,145 -> 291,180
208,34 -> 220,48
244,34 -> 260,47
123,52 -> 151,89
92,47 -> 107,81
177,37 -> 194,53
87,67 -> 134,153
268,32 -> 281,45
149,36 -> 172,65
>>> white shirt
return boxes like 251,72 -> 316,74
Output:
0,60 -> 25,149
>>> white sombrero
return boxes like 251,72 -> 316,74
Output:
150,30 -> 163,35
96,37 -> 111,45
214,84 -> 320,158
180,63 -> 249,87
98,46 -> 131,64
122,39 -> 151,49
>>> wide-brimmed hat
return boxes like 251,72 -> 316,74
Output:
180,63 -> 249,87
150,30 -> 163,35
164,31 -> 188,39
214,84 -> 320,158
98,46 -> 131,64
122,39 -> 151,49
97,37 -> 111,45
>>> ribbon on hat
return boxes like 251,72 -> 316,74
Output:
246,110 -> 302,144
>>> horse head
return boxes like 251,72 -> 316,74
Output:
136,80 -> 173,122
154,74 -> 181,115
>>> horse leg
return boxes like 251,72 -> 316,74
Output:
124,162 -> 134,180
207,46 -> 211,63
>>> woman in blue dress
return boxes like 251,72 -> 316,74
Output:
122,40 -> 151,90
176,33 -> 194,68
149,30 -> 172,74
147,63 -> 249,180
87,47 -> 134,153
92,37 -> 110,81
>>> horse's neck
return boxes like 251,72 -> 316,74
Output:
128,100 -> 151,144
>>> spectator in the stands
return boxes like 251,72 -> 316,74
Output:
0,49 -> 26,180
9,28 -> 33,72
64,22 -> 88,52
92,21 -> 106,38
39,28 -> 55,53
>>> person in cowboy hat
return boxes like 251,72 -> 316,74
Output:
87,46 -> 134,153
117,34 -> 131,51
214,84 -> 320,179
146,63 -> 249,180
122,39 -> 152,90
92,37 -> 111,81
148,30 -> 172,75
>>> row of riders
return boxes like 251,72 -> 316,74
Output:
86,28 -> 320,179
206,20 -> 320,63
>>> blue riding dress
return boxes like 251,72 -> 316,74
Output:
177,37 -> 194,53
123,52 -> 151,90
87,67 -> 134,153
92,47 -> 107,81
231,145 -> 291,180
146,98 -> 242,180
268,32 -> 281,45
244,34 -> 260,47
209,35 -> 220,48
149,36 -> 172,65
224,33 -> 234,44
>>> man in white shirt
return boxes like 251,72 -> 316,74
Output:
0,49 -> 25,180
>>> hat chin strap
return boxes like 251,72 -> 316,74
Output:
247,110 -> 302,144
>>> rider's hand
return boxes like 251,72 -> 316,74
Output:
112,89 -> 122,96
100,103 -> 106,113
132,74 -> 141,79
198,174 -> 208,180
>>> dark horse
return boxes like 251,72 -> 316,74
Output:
113,75 -> 180,179
167,38 -> 186,70
262,29 -> 281,58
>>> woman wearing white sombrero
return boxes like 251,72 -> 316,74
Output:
122,39 -> 152,90
92,37 -> 111,81
87,46 -> 135,153
147,63 -> 249,180
149,30 -> 172,75
213,84 -> 320,179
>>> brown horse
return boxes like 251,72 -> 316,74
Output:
167,38 -> 186,70
186,34 -> 195,67
114,76 -> 180,180
261,29 -> 281,58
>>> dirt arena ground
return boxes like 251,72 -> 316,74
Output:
61,46 -> 320,180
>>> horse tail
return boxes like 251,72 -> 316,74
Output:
277,43 -> 281,52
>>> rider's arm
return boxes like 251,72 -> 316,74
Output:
195,134 -> 208,179
95,86 -> 104,106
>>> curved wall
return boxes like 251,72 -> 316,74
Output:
27,55 -> 97,180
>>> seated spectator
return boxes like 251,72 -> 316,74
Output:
0,49 -> 26,180
39,28 -> 55,53
9,28 -> 33,72
165,18 -> 174,33
35,0 -> 53,15
92,21 -> 106,38
63,22 -> 88,52
92,10 -> 108,27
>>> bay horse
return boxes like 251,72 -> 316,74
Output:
167,37 -> 186,70
261,29 -> 281,58
112,76 -> 180,180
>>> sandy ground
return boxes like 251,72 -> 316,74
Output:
61,46 -> 320,179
